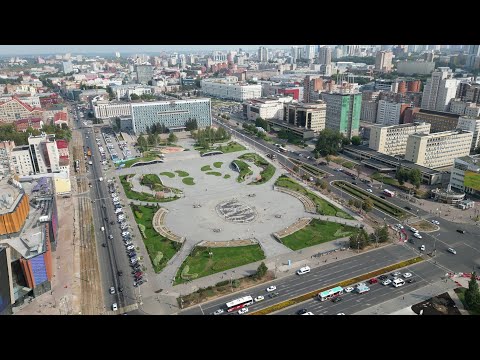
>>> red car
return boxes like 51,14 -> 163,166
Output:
368,278 -> 378,284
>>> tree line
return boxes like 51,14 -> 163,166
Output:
0,123 -> 71,145
191,126 -> 230,148
395,167 -> 422,189
349,225 -> 389,250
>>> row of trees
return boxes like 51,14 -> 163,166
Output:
130,93 -> 156,101
396,167 -> 422,189
348,197 -> 373,212
349,225 -> 389,250
137,132 -> 178,152
0,123 -> 71,145
242,123 -> 268,140
192,126 -> 230,148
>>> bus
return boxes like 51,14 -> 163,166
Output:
383,189 -> 395,197
318,286 -> 344,301
225,295 -> 254,312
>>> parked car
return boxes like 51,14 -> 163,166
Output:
367,188 -> 373,193
405,206 -> 412,211
447,248 -> 457,255
112,303 -> 118,311
407,279 -> 416,284
109,286 -> 115,294
296,308 -> 308,315
368,278 -> 378,284
380,195 -> 386,199
344,287 -> 354,293
403,272 -> 413,278
378,275 -> 388,281
382,279 -> 392,286
391,272 -> 401,277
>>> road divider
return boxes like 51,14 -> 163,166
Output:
250,256 -> 424,315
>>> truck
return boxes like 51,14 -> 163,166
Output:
86,147 -> 92,157
356,284 -> 370,294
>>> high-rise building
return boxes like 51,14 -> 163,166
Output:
322,92 -> 362,138
375,51 -> 393,72
131,99 -> 212,134
376,100 -> 409,125
449,99 -> 480,117
304,45 -> 315,61
201,77 -> 262,101
135,64 -> 154,85
405,130 -> 473,168
369,122 -> 431,156
318,46 -> 332,66
421,67 -> 460,112
467,45 -> 480,68
456,116 -> 480,152
62,61 -> 73,74
291,46 -> 298,64
283,101 -> 327,133
258,47 -> 268,63
303,75 -> 323,103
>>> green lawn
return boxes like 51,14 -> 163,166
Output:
239,153 -> 276,184
463,171 -> 480,191
121,155 -> 160,168
274,175 -> 353,219
160,172 -> 175,178
206,171 -> 222,176
213,162 -> 223,168
455,287 -> 480,315
224,174 -> 231,179
182,177 -> 195,185
281,219 -> 358,251
233,160 -> 252,182
371,172 -> 400,187
201,165 -> 212,171
334,181 -> 407,219
216,142 -> 246,154
174,245 -> 265,284
130,204 -> 180,273
331,157 -> 356,170
120,175 -> 180,203
175,170 -> 189,177
299,163 -> 324,177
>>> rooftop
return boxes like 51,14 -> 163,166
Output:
0,179 -> 24,216
417,108 -> 460,119
455,154 -> 480,167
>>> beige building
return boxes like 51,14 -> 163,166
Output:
93,100 -> 132,119
456,116 -> 480,152
283,101 -> 327,133
449,99 -> 480,117
405,130 -> 473,169
369,122 -> 431,156
0,97 -> 43,123
413,109 -> 460,133
375,51 -> 393,72
243,97 -> 292,122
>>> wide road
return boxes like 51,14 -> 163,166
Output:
279,260 -> 446,315
79,113 -> 139,312
179,244 -> 416,315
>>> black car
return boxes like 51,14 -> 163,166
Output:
110,221 -> 115,225
378,275 -> 388,281
296,308 -> 308,315
408,238 -> 415,244
332,297 -> 342,303
127,252 -> 137,258
118,287 -> 124,292
117,270 -> 123,276
456,229 -> 466,234
407,279 -> 416,283
405,206 -> 412,211
380,195 -> 386,199
351,182 -> 357,185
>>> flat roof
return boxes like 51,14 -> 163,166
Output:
417,108 -> 459,119
0,180 -> 24,215
343,145 -> 441,175
455,154 -> 480,166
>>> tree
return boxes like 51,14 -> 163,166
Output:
255,117 -> 269,131
130,93 -> 140,101
185,118 -> 198,131
315,128 -> 346,156
255,262 -> 268,279
351,136 -> 362,146
362,198 -> 373,212
319,180 -> 328,190
353,199 -> 362,208
293,165 -> 299,173
409,169 -> 422,189
349,229 -> 369,250
465,272 -> 480,310
396,167 -> 409,185
137,135 -> 148,152
168,132 -> 178,144
370,225 -> 389,243
325,155 -> 332,165
314,150 -> 320,159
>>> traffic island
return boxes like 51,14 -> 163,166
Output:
250,256 -> 423,315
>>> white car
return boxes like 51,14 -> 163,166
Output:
122,232 -> 130,237
366,188 -> 373,193
301,312 -> 314,315
382,279 -> 392,286
344,287 -> 355,293
109,286 -> 115,294
296,266 -> 311,275
420,245 -> 426,251
213,309 -> 224,315
403,272 -> 412,278
431,220 -> 440,225
112,303 -> 118,311
413,232 -> 422,239
447,248 -> 457,255
254,296 -> 265,302
126,245 -> 135,251
238,307 -> 249,315
396,224 -> 404,229
337,313 -> 345,315
409,227 -> 418,233
266,286 -> 277,292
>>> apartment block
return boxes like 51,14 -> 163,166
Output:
201,77 -> 262,101
405,130 -> 473,168
322,92 -> 362,138
242,97 -> 292,122
93,100 -> 132,119
369,122 -> 431,156
282,101 -> 327,133
456,116 -> 480,152
413,109 -> 461,132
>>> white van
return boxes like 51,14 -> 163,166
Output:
296,266 -> 311,275
392,278 -> 405,288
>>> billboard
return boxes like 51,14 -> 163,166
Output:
464,171 -> 480,191
0,248 -> 11,313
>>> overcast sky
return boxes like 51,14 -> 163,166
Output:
0,45 -> 288,56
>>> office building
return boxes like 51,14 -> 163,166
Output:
421,67 -> 460,112
467,45 -> 480,68
242,97 -> 292,122
28,133 -> 60,174
110,84 -> 154,101
456,116 -> 480,152
413,109 -> 461,132
318,46 -> 332,66
450,154 -> 480,194
135,64 -> 154,85
201,77 -> 262,101
449,99 -> 480,117
304,45 -> 315,61
282,101 -> 327,133
369,122 -> 431,156
303,75 -> 323,103
322,92 -> 362,138
375,51 -> 393,72
131,98 -> 211,134
360,101 -> 378,123
93,101 -> 132,119
62,61 -> 73,74
397,61 -> 435,75
376,100 -> 410,125
405,130 -> 473,168
258,47 -> 268,63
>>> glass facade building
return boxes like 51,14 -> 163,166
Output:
131,98 -> 212,134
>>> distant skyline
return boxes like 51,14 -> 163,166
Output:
0,45 -> 293,56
